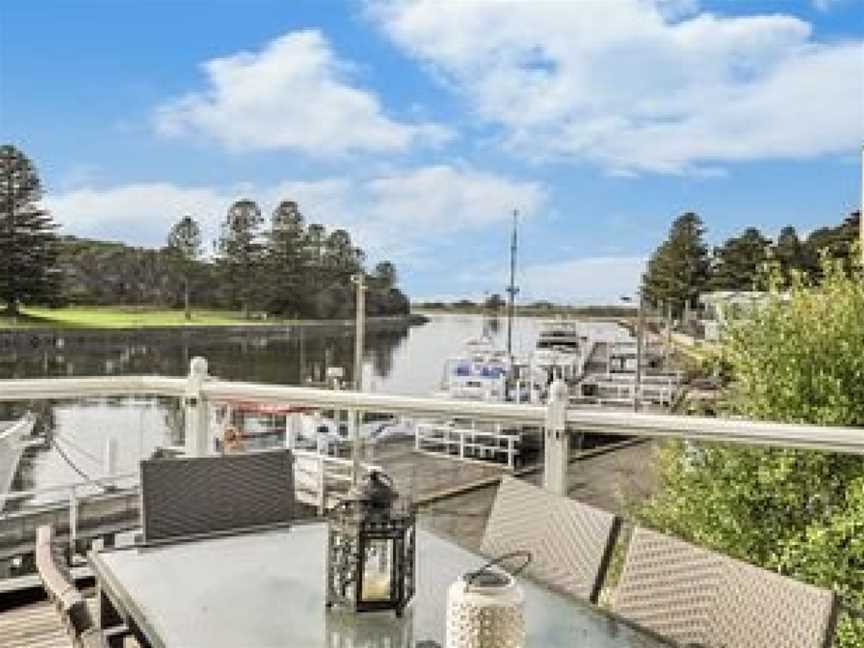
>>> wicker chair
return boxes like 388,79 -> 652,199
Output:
480,475 -> 621,603
140,448 -> 295,542
614,527 -> 839,648
35,525 -> 111,648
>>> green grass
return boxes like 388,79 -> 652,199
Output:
0,306 -> 276,330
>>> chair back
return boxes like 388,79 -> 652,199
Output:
480,476 -> 621,602
614,527 -> 839,648
141,448 -> 294,542
35,525 -> 108,647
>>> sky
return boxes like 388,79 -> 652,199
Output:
1,0 -> 862,304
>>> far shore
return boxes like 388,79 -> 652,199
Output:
0,306 -> 427,332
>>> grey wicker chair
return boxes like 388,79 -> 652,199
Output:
480,475 -> 621,603
614,527 -> 839,648
35,525 -> 111,648
140,448 -> 295,542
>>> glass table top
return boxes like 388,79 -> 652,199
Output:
91,522 -> 669,648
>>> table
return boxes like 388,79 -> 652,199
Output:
90,522 -> 670,647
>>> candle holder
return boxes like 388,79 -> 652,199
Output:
325,471 -> 416,616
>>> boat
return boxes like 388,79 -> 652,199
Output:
0,413 -> 37,513
211,400 -> 413,454
528,320 -> 588,402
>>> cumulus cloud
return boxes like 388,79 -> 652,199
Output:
155,30 -> 452,155
43,165 -> 547,263
368,0 -> 863,174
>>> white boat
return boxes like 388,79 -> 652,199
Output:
436,335 -> 514,402
210,401 -> 412,454
0,413 -> 37,513
529,320 -> 588,401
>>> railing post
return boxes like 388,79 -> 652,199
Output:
68,486 -> 78,555
103,437 -> 117,478
507,436 -> 515,470
459,429 -> 465,460
317,456 -> 326,516
285,413 -> 298,450
543,379 -> 569,495
184,357 -> 210,457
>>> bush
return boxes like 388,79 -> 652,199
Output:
640,254 -> 864,647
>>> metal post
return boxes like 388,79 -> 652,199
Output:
634,293 -> 644,412
543,379 -> 569,495
350,274 -> 366,485
103,437 -> 117,478
506,209 -> 519,357
664,301 -> 672,371
68,487 -> 78,555
184,356 -> 210,457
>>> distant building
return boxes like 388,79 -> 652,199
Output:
699,291 -> 789,341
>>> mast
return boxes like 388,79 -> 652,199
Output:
506,209 -> 519,356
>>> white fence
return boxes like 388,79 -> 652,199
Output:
0,361 -> 862,456
414,422 -> 520,470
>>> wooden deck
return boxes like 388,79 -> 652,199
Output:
0,597 -> 139,648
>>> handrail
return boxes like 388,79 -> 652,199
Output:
0,374 -> 861,455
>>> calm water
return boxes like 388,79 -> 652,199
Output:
1,315 -> 628,497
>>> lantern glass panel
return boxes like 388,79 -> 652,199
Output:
362,539 -> 393,603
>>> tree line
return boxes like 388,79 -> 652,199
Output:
0,144 -> 409,319
642,210 -> 861,314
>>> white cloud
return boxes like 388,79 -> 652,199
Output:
155,30 -> 452,155
43,165 -> 547,264
519,256 -> 647,304
368,0 -> 864,174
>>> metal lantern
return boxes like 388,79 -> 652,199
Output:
325,471 -> 416,616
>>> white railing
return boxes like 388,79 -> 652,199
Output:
0,363 -> 862,455
414,422 -> 520,470
0,472 -> 138,552
293,449 -> 381,515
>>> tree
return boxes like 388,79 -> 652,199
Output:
484,293 -> 506,311
217,199 -> 263,319
266,200 -> 307,315
0,145 -> 61,314
709,227 -> 771,291
642,212 -> 710,314
640,257 -> 864,647
372,261 -> 397,291
166,215 -> 202,320
772,225 -> 806,285
804,211 -> 860,276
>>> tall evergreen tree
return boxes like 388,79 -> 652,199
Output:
166,214 -> 202,320
266,200 -> 307,315
772,225 -> 806,285
0,145 -> 61,315
642,212 -> 710,315
217,199 -> 263,319
709,227 -> 771,291
804,211 -> 861,276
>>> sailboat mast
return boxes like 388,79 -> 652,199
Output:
506,209 -> 519,356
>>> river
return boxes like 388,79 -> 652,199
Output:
0,314 -> 629,498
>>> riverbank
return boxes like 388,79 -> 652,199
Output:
0,307 -> 427,332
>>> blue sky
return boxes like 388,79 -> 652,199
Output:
1,0 -> 862,303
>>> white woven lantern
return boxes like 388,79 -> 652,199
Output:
445,567 -> 525,648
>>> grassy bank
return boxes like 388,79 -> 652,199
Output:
0,307 -> 426,331
0,307 -> 280,330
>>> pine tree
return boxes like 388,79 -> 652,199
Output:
0,145 -> 61,315
772,225 -> 806,285
709,227 -> 771,291
642,212 -> 710,315
266,200 -> 307,316
217,199 -> 263,319
166,215 -> 202,320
